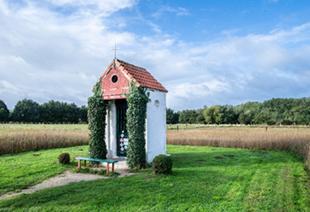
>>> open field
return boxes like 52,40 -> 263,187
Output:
168,126 -> 310,171
0,124 -> 310,170
0,124 -> 88,155
1,124 -> 310,170
0,145 -> 309,211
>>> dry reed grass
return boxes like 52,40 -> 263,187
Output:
0,124 -> 89,155
1,124 -> 310,171
168,127 -> 310,170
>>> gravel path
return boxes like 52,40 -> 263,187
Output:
0,160 -> 132,201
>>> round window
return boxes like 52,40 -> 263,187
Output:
111,75 -> 118,83
154,100 -> 160,107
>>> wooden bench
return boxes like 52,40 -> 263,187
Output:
75,157 -> 118,176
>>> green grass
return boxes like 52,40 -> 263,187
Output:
0,146 -> 88,195
0,145 -> 309,211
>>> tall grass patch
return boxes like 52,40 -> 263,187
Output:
0,124 -> 89,155
168,126 -> 310,171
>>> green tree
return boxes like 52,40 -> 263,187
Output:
11,99 -> 40,123
217,105 -> 238,124
126,84 -> 149,169
196,109 -> 205,124
179,110 -> 200,124
79,105 -> 88,123
0,100 -> 9,122
166,108 -> 179,124
40,101 -> 80,123
88,81 -> 107,159
236,102 -> 261,125
203,106 -> 220,124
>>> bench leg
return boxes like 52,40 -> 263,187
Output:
84,160 -> 86,167
112,163 -> 115,173
77,160 -> 81,171
106,163 -> 110,176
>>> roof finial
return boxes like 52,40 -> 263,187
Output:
114,42 -> 117,60
112,41 -> 120,68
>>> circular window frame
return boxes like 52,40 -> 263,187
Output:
154,100 -> 160,107
111,75 -> 118,83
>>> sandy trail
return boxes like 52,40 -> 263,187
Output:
0,160 -> 132,201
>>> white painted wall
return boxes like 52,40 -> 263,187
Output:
105,91 -> 167,163
145,89 -> 167,163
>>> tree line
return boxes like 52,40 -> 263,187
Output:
0,99 -> 87,123
167,97 -> 310,125
1,97 -> 310,125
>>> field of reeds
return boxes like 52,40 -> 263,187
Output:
168,126 -> 310,171
0,124 -> 89,155
1,124 -> 310,170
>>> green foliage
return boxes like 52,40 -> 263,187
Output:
152,154 -> 173,175
0,100 -> 9,122
126,84 -> 149,169
166,108 -> 179,124
203,105 -> 220,124
195,109 -> 206,124
236,102 -> 260,124
1,99 -> 86,124
179,109 -> 202,124
175,97 -> 310,125
11,99 -> 40,123
79,106 -> 88,123
203,105 -> 238,124
88,81 -> 107,159
40,101 -> 80,123
92,80 -> 102,97
58,153 -> 70,164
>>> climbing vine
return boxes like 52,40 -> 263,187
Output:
126,83 -> 149,169
88,80 -> 107,159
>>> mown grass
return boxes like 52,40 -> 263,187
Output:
0,146 -> 88,195
0,145 -> 309,211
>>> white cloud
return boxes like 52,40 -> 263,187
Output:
0,0 -> 310,110
46,0 -> 136,16
0,0 -> 137,108
152,6 -> 190,18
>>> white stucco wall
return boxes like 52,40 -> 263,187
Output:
145,89 -> 167,163
105,91 -> 166,162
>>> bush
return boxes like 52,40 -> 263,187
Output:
58,153 -> 70,164
152,154 -> 173,175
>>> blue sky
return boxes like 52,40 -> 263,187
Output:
1,0 -> 310,110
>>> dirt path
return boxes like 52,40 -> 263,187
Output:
0,161 -> 132,201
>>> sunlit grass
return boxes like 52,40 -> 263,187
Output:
0,145 -> 308,211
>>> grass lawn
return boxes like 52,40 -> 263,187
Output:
0,145 -> 309,211
0,146 -> 88,195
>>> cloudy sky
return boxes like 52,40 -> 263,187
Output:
1,0 -> 310,110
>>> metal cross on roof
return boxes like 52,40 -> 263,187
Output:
112,42 -> 119,60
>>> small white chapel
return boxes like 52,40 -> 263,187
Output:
100,59 -> 168,162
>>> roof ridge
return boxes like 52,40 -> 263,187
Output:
116,59 -> 146,71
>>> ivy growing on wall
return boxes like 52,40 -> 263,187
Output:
88,80 -> 107,159
126,83 -> 149,169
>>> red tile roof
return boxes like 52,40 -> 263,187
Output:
115,59 -> 168,93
